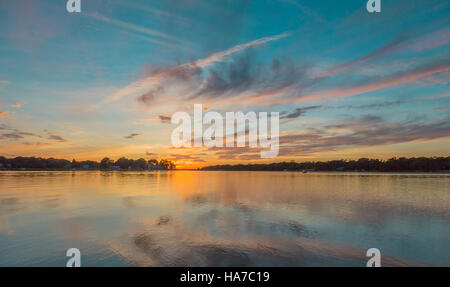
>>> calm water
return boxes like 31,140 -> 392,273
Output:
0,171 -> 448,266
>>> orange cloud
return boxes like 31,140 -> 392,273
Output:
145,114 -> 171,123
234,88 -> 290,104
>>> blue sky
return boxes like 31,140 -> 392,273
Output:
0,0 -> 449,167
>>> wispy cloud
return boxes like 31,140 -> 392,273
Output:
117,30 -> 184,50
0,131 -> 40,140
167,153 -> 206,163
314,34 -> 409,78
145,114 -> 172,124
116,1 -> 192,25
278,116 -> 450,156
124,133 -> 142,139
0,126 -> 68,143
209,115 -> 450,159
263,58 -> 450,106
193,32 -> 290,68
410,26 -> 450,52
22,142 -> 52,148
47,135 -> 67,142
10,103 -> 22,108
44,130 -> 68,142
314,26 -> 450,80
280,106 -> 322,120
280,0 -> 327,24
86,32 -> 290,111
437,107 -> 450,112
86,12 -> 184,44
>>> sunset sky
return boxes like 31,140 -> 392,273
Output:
0,0 -> 449,168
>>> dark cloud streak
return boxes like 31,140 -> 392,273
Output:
124,133 -> 142,139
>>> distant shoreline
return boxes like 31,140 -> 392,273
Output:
1,169 -> 449,174
1,156 -> 449,173
201,157 -> 450,173
200,170 -> 450,174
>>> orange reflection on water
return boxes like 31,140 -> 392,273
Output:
0,171 -> 449,266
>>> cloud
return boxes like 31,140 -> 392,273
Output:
409,26 -> 450,52
0,127 -> 70,145
87,31 -> 290,111
43,130 -> 68,142
207,115 -> 450,159
116,1 -> 192,26
86,12 -> 185,44
158,114 -> 171,124
437,107 -> 450,112
146,114 -> 172,124
167,154 -> 206,163
0,131 -> 40,140
280,105 -> 322,119
22,142 -> 52,148
124,133 -> 142,139
278,116 -> 450,156
47,135 -> 67,142
314,33 -> 409,78
0,111 -> 8,118
0,133 -> 25,140
324,114 -> 384,130
0,124 -> 10,130
325,91 -> 450,111
0,126 -> 69,143
2,0 -> 69,51
137,91 -> 157,106
10,103 -> 22,108
0,125 -> 41,140
182,54 -> 316,109
331,100 -> 408,110
315,27 -> 450,79
207,145 -> 272,161
193,52 -> 257,98
281,0 -> 327,24
194,32 -> 290,69
191,54 -> 310,101
263,58 -> 450,106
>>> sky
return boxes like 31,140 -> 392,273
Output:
0,0 -> 449,168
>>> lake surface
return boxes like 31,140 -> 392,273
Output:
0,171 -> 448,266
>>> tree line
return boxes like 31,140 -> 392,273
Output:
0,156 -> 175,170
201,157 -> 450,172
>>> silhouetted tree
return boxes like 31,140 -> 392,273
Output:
100,157 -> 114,169
115,157 -> 131,170
202,157 -> 450,172
134,158 -> 147,170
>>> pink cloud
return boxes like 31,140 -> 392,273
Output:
412,26 -> 450,52
262,61 -> 450,106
